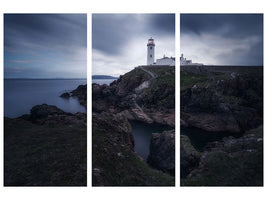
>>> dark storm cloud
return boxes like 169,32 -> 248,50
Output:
180,14 -> 263,66
181,14 -> 263,39
5,14 -> 87,52
149,14 -> 175,34
4,14 -> 87,78
92,14 -> 175,55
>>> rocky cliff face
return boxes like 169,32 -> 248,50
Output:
181,67 -> 263,133
92,66 -> 175,185
92,112 -> 174,186
92,66 -> 175,127
181,126 -> 263,186
61,84 -> 87,108
147,130 -> 175,176
180,66 -> 263,186
180,135 -> 200,179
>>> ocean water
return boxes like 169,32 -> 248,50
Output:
4,79 -> 87,118
92,78 -> 116,85
130,120 -> 173,160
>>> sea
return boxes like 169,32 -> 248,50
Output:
92,78 -> 116,85
4,79 -> 87,118
130,121 -> 173,160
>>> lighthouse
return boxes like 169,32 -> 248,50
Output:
147,38 -> 155,65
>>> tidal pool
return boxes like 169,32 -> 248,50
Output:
130,120 -> 173,160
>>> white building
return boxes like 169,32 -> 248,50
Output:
146,38 -> 175,66
147,38 -> 155,65
155,55 -> 175,66
180,53 -> 203,66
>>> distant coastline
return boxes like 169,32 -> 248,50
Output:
92,75 -> 118,79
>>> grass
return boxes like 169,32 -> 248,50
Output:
180,71 -> 209,88
139,66 -> 175,109
4,118 -> 87,186
92,114 -> 175,186
181,126 -> 263,186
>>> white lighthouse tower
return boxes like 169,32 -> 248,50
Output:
147,37 -> 155,65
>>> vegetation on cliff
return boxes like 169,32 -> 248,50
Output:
92,112 -> 174,186
93,66 -> 175,127
180,65 -> 263,186
181,126 -> 263,186
138,66 -> 175,109
92,66 -> 175,186
181,66 -> 263,133
5,104 -> 87,186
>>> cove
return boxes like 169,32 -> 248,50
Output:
181,127 -> 242,152
130,120 -> 172,160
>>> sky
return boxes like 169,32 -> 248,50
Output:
180,14 -> 263,66
4,14 -> 87,79
92,14 -> 175,76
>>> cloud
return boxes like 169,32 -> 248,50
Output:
92,14 -> 175,76
180,14 -> 263,66
4,14 -> 87,78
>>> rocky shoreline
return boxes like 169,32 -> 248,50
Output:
61,84 -> 87,108
4,85 -> 87,186
180,65 -> 263,186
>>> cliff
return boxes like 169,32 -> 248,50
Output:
180,65 -> 263,186
93,66 -> 175,127
181,66 -> 263,133
92,66 -> 175,186
92,112 -> 174,186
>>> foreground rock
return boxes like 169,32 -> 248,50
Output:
20,104 -> 86,126
147,130 -> 175,176
181,126 -> 263,186
4,104 -> 86,186
92,112 -> 174,186
180,135 -> 200,179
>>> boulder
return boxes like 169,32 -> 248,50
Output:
147,129 -> 175,175
180,135 -> 200,178
182,126 -> 263,186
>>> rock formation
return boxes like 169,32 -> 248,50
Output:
180,66 -> 263,186
181,67 -> 263,133
147,129 -> 175,176
60,84 -> 87,108
92,112 -> 174,186
92,66 -> 175,127
181,126 -> 263,186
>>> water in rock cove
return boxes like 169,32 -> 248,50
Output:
130,120 -> 173,160
4,79 -> 87,118
181,127 -> 242,151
